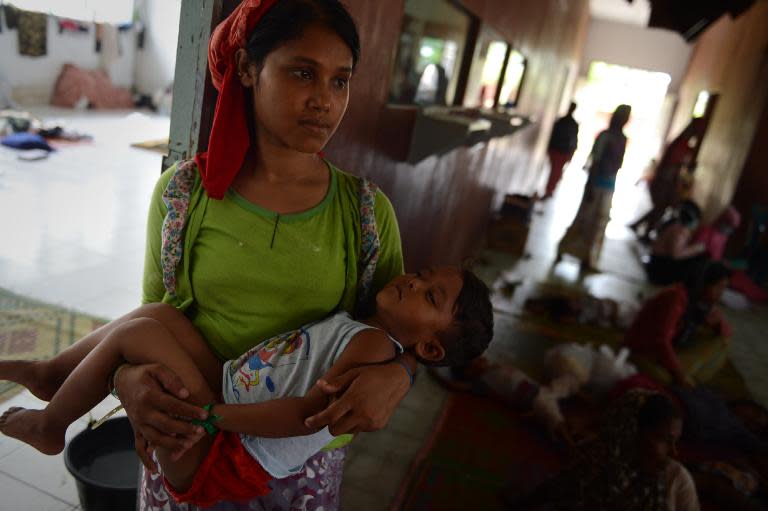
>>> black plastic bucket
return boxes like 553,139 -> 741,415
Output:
64,416 -> 139,511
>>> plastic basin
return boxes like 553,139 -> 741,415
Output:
63,417 -> 138,511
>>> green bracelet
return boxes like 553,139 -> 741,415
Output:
191,403 -> 222,435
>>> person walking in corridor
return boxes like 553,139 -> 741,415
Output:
557,104 -> 631,271
543,102 -> 580,199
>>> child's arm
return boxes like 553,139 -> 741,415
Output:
670,227 -> 706,258
209,328 -> 397,438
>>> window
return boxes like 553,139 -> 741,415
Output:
498,50 -> 526,107
388,0 -> 472,106
692,90 -> 710,118
463,25 -> 508,109
6,0 -> 134,24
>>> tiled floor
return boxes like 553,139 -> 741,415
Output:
1,107 -> 767,510
0,107 -> 168,510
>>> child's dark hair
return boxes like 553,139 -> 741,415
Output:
422,269 -> 494,367
638,393 -> 682,433
245,0 -> 360,72
678,199 -> 702,227
685,261 -> 731,297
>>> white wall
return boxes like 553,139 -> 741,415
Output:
133,0 -> 182,96
581,18 -> 692,91
0,15 -> 136,103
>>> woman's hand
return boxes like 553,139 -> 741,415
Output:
133,429 -> 157,474
304,361 -> 411,435
114,363 -> 207,456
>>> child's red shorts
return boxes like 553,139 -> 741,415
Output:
165,430 -> 272,507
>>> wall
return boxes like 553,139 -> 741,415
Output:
669,0 -> 768,220
0,15 -> 135,104
325,0 -> 590,270
580,18 -> 692,91
133,0 -> 182,96
729,83 -> 768,251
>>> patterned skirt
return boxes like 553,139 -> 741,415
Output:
558,186 -> 614,268
138,447 -> 347,511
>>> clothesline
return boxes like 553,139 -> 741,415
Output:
0,0 -> 133,25
1,3 -> 143,58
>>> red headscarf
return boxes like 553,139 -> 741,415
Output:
194,0 -> 279,199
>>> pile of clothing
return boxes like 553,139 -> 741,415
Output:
1,110 -> 91,160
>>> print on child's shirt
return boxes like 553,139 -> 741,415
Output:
228,327 -> 311,401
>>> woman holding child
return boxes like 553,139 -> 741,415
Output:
130,1 -> 409,508
8,1 -> 410,509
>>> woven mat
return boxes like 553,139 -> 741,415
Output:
130,137 -> 169,155
0,288 -> 106,404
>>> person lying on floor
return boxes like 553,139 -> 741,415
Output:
0,266 -> 493,508
504,389 -> 700,511
430,341 -> 637,444
523,291 -> 637,329
646,200 -> 709,286
625,261 -> 732,387
689,399 -> 768,511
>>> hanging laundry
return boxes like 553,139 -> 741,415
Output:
3,4 -> 19,30
99,23 -> 120,70
136,20 -> 146,49
94,22 -> 105,52
17,10 -> 47,57
57,19 -> 89,35
96,23 -> 123,55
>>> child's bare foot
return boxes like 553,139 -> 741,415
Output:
0,407 -> 65,455
0,360 -> 59,401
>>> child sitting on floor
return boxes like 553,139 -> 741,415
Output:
0,266 -> 493,507
506,390 -> 700,511
625,261 -> 731,387
646,200 -> 708,286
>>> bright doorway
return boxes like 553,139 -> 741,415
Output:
565,61 -> 673,239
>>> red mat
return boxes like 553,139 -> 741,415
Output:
392,392 -> 564,511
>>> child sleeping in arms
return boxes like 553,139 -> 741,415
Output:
0,266 -> 493,507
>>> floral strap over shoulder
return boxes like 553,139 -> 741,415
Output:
356,178 -> 380,313
160,159 -> 198,296
160,160 -> 381,307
